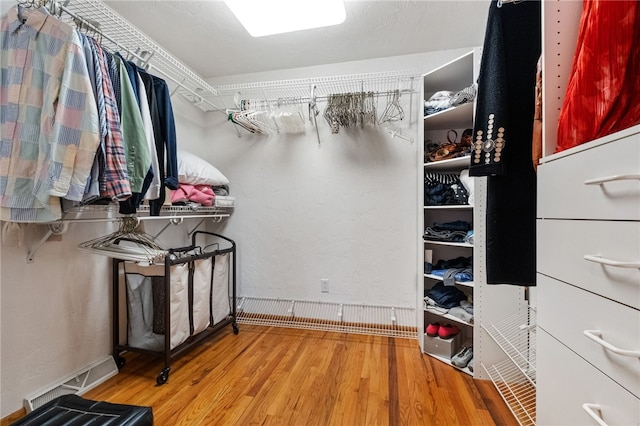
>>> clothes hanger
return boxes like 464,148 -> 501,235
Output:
379,90 -> 404,125
308,85 -> 321,146
78,217 -> 168,264
272,99 -> 305,134
497,0 -> 523,7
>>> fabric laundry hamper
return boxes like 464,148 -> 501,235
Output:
124,262 -> 190,352
192,253 -> 230,333
113,232 -> 238,385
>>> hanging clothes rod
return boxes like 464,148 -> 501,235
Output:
26,213 -> 230,262
51,214 -> 230,224
229,88 -> 415,109
44,2 -> 149,66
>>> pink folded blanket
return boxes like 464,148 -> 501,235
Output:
171,184 -> 215,206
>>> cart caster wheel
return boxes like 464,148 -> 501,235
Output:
114,356 -> 126,370
156,368 -> 170,385
232,322 -> 239,335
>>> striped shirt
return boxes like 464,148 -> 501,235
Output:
90,38 -> 131,201
0,6 -> 100,222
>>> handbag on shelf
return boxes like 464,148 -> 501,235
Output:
426,129 -> 473,162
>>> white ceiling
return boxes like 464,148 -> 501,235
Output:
104,0 -> 490,79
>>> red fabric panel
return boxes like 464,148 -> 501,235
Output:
557,1 -> 640,152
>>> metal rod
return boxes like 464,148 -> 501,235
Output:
231,89 -> 415,110
146,64 -> 224,113
50,213 -> 229,224
152,221 -> 173,239
26,229 -> 54,263
187,218 -> 207,236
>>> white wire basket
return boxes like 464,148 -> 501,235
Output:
236,297 -> 417,339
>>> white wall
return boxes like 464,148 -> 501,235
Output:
203,49 -> 472,307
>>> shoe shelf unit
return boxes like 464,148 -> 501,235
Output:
421,51 -> 477,375
418,49 -> 528,382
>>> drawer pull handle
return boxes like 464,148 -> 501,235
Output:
583,254 -> 640,269
582,403 -> 608,426
584,174 -> 640,185
583,330 -> 640,358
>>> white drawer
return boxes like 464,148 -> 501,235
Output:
538,130 -> 640,220
537,329 -> 640,426
538,274 -> 640,398
537,219 -> 640,310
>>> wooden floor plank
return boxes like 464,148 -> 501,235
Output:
4,325 -> 519,426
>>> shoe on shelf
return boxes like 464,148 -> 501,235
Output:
452,346 -> 473,368
426,322 -> 441,337
438,323 -> 460,339
468,357 -> 474,372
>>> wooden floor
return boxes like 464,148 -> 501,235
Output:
3,325 -> 517,426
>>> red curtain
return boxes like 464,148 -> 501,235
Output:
557,0 -> 640,152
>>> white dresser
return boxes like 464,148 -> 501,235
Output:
536,126 -> 640,425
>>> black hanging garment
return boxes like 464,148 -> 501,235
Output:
469,0 -> 541,286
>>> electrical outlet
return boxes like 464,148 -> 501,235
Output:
321,279 -> 329,293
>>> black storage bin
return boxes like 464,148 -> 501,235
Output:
11,394 -> 153,426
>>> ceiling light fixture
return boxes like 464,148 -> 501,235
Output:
223,0 -> 346,37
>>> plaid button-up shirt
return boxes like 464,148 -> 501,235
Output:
0,6 -> 100,222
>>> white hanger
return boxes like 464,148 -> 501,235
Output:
78,217 -> 167,264
379,90 -> 404,124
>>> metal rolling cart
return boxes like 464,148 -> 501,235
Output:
112,232 -> 238,385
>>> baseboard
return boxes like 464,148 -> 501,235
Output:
23,356 -> 119,413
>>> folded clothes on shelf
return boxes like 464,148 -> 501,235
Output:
431,268 -> 473,285
426,282 -> 468,309
432,220 -> 472,232
424,90 -> 454,116
424,222 -> 473,243
431,257 -> 473,285
424,296 -> 475,324
449,306 -> 474,324
424,172 -> 469,206
213,195 -> 235,208
433,256 -> 473,269
423,84 -> 476,117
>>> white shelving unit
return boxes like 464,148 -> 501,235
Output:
420,51 -> 477,375
418,49 -> 527,380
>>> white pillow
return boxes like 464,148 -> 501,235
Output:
177,150 -> 230,187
